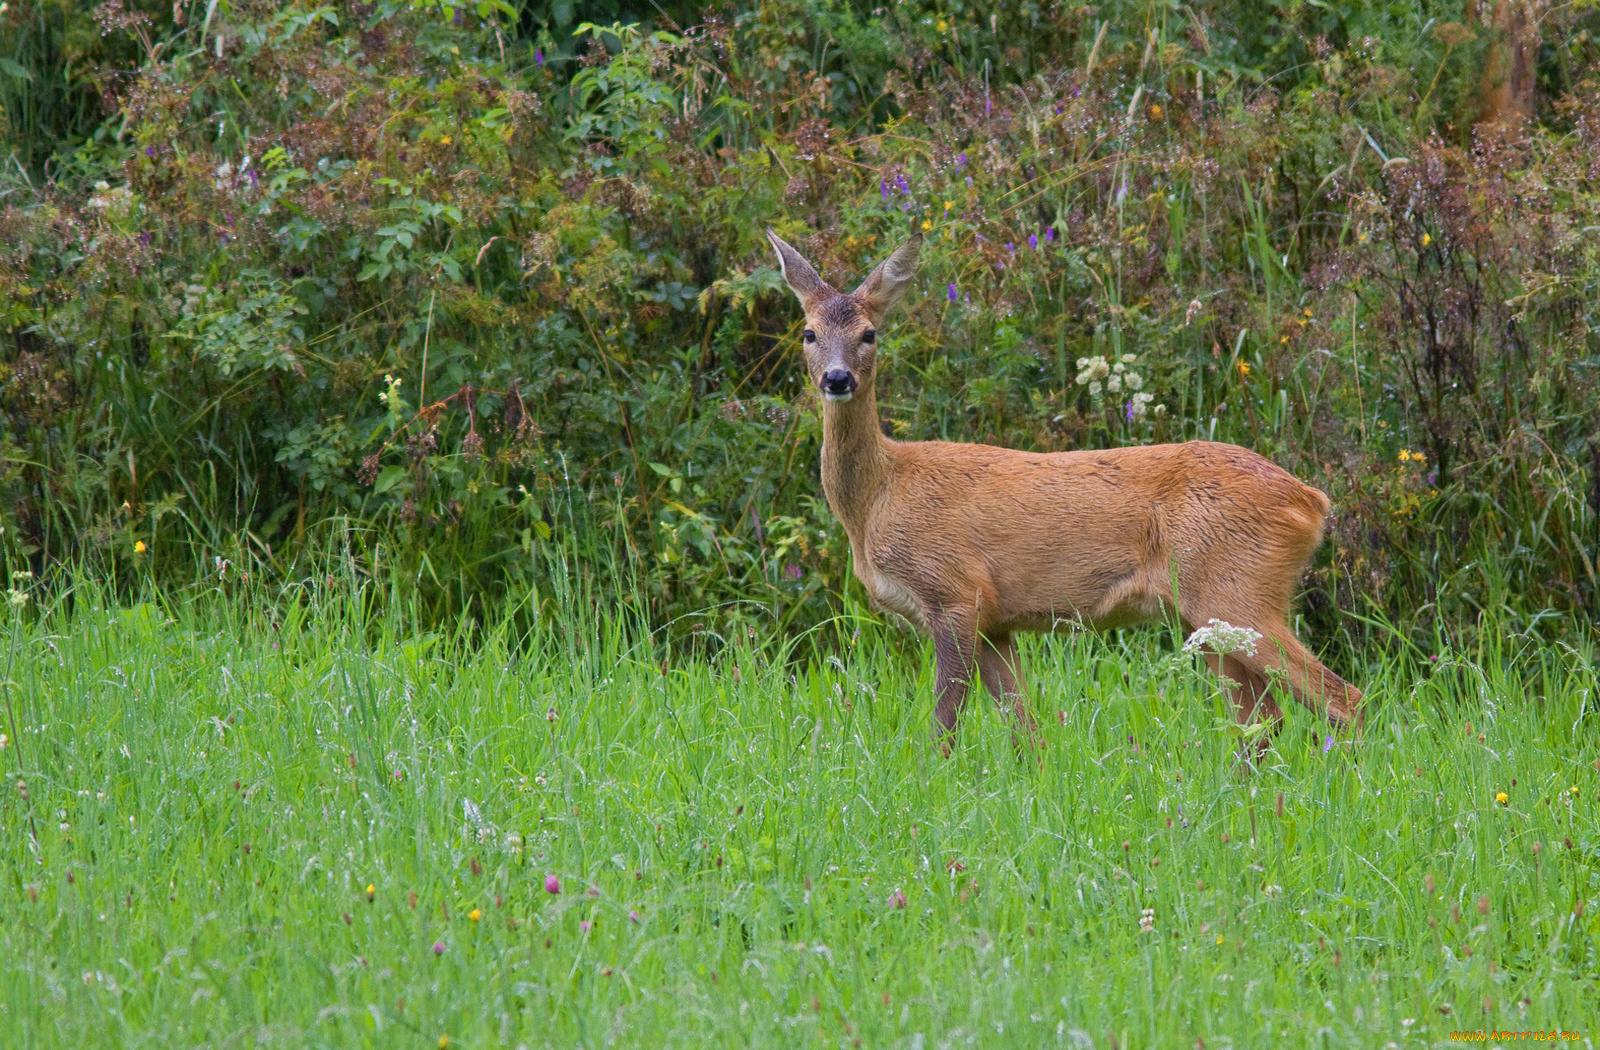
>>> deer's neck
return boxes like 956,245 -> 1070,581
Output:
819,383 -> 892,539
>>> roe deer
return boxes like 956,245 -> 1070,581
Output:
766,229 -> 1363,755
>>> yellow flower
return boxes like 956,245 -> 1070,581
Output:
1358,230 -> 1369,243
1149,103 -> 1162,120
1421,233 -> 1431,246
1303,308 -> 1314,317
440,135 -> 452,146
1398,450 -> 1411,462
366,884 -> 375,894
1495,792 -> 1508,806
134,541 -> 147,554
469,908 -> 481,922
943,200 -> 952,212
1237,361 -> 1251,377
438,1038 -> 450,1050
920,219 -> 932,232
936,18 -> 947,32
1215,934 -> 1224,945
1572,786 -> 1580,795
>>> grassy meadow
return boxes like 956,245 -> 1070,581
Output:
1,579 -> 1597,1048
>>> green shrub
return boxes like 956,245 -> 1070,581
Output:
1,0 -> 1597,659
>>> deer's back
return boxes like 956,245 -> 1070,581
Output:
861,439 -> 1331,631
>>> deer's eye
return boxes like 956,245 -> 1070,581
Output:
861,330 -> 876,344
803,329 -> 816,343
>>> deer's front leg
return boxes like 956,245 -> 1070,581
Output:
978,633 -> 1041,755
928,611 -> 977,755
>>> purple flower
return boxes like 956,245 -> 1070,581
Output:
138,230 -> 152,247
580,920 -> 592,933
144,145 -> 157,159
544,874 -> 561,894
535,47 -> 544,67
966,176 -> 972,188
784,563 -> 803,581
432,940 -> 446,955
880,181 -> 890,203
888,888 -> 907,909
629,909 -> 641,923
955,153 -> 967,170
1045,227 -> 1055,243
1323,735 -> 1335,753
1028,233 -> 1038,250
895,174 -> 909,193
947,282 -> 958,302
1125,401 -> 1135,422
1006,242 -> 1015,254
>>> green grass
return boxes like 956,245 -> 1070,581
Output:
1,581 -> 1597,1048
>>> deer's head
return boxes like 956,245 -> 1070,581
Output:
767,231 -> 921,402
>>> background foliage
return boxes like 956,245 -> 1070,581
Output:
2,0 -> 1599,664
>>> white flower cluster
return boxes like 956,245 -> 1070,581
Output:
1139,907 -> 1155,933
1182,618 -> 1263,659
1075,353 -> 1145,396
86,181 -> 139,221
1075,354 -> 1164,418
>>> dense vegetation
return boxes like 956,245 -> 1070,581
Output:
2,0 -> 1599,659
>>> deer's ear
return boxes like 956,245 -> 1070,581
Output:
852,235 -> 921,324
767,229 -> 832,306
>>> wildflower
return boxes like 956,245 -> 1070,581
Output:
432,940 -> 446,955
947,282 -> 958,302
1139,907 -> 1155,933
134,541 -> 148,554
439,1037 -> 450,1049
469,908 -> 481,922
1150,103 -> 1162,119
1421,233 -> 1431,246
888,888 -> 907,909
366,883 -> 376,902
1183,619 -> 1263,659
1572,786 -> 1580,796
1216,934 -> 1225,945
936,17 -> 947,32
1045,226 -> 1055,243
0,734 -> 7,750
1323,735 -> 1334,753
546,707 -> 558,723
880,181 -> 890,203
1028,233 -> 1038,250
1495,792 -> 1508,806
439,135 -> 452,146
6,590 -> 25,609
580,920 -> 592,932
534,47 -> 543,66
1005,242 -> 1015,254
629,909 -> 641,923
545,874 -> 561,894
955,153 -> 967,170
921,219 -> 932,232
1237,361 -> 1251,377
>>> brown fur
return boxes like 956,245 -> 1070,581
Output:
767,230 -> 1363,755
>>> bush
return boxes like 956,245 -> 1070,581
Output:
1,0 -> 1597,659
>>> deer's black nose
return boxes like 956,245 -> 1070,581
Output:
821,369 -> 857,398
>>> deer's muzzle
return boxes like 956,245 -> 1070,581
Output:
821,368 -> 857,402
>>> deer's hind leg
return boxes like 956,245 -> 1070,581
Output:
977,633 -> 1041,754
927,609 -> 979,755
1237,623 -> 1364,729
1203,650 -> 1284,762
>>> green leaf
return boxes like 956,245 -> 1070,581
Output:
0,58 -> 33,82
373,465 -> 409,494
